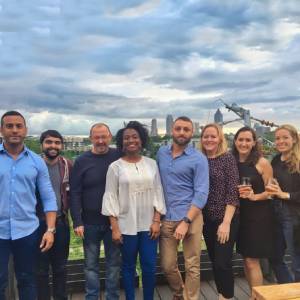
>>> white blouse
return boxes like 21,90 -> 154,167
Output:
102,156 -> 166,235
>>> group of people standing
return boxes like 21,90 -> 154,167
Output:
200,123 -> 300,300
0,110 -> 299,300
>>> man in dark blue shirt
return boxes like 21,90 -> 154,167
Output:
70,123 -> 120,300
0,111 -> 57,300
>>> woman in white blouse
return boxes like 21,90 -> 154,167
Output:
102,121 -> 166,300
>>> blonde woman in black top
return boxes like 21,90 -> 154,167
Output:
267,124 -> 300,282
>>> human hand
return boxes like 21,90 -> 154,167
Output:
266,184 -> 288,200
217,221 -> 230,244
112,228 -> 123,244
238,185 -> 255,200
149,222 -> 160,240
173,221 -> 189,240
40,232 -> 54,252
74,226 -> 84,238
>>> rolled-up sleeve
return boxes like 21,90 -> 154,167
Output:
102,164 -> 120,217
36,159 -> 57,212
191,156 -> 209,209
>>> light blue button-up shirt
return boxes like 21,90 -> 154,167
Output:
0,143 -> 57,240
157,144 -> 209,221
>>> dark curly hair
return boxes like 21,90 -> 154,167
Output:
232,126 -> 261,165
115,121 -> 149,153
40,129 -> 63,144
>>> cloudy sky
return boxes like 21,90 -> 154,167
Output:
0,0 -> 299,135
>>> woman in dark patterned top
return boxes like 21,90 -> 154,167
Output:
232,127 -> 274,297
267,124 -> 300,283
200,123 -> 239,300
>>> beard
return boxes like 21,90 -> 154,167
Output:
43,148 -> 60,160
173,136 -> 191,146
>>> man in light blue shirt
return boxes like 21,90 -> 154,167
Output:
0,111 -> 57,300
157,116 -> 209,300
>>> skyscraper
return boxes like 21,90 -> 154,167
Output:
214,109 -> 223,124
166,114 -> 173,136
150,118 -> 158,136
194,122 -> 200,136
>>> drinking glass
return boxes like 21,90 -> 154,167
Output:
240,177 -> 251,187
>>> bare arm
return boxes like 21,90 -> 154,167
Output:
149,210 -> 161,240
109,216 -> 123,244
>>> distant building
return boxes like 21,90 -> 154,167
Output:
150,119 -> 158,137
254,123 -> 271,137
64,136 -> 91,152
166,114 -> 173,136
214,109 -> 223,124
194,122 -> 200,136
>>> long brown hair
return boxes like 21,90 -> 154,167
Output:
275,124 -> 300,173
232,126 -> 262,165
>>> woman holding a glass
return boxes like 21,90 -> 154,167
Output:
232,126 -> 275,294
267,124 -> 300,283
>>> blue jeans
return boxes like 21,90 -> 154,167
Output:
0,229 -> 39,300
83,224 -> 121,300
121,231 -> 158,300
36,218 -> 70,300
270,202 -> 300,282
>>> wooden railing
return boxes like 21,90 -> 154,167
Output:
6,250 -> 247,298
7,250 -> 291,298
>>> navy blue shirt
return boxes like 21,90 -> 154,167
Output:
70,148 -> 120,227
157,144 -> 209,221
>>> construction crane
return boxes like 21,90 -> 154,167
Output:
218,99 -> 279,128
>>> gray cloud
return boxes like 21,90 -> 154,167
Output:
0,0 -> 299,134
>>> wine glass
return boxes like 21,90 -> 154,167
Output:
240,177 -> 251,187
239,177 -> 252,199
265,178 -> 279,197
267,178 -> 278,187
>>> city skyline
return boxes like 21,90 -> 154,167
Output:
0,1 -> 299,135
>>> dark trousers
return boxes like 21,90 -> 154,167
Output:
269,204 -> 300,283
121,232 -> 158,300
36,218 -> 70,300
0,229 -> 39,300
203,214 -> 239,299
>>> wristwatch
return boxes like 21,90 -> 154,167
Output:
182,217 -> 192,224
47,227 -> 56,234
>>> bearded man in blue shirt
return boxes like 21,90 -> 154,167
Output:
0,111 -> 57,300
157,116 -> 209,300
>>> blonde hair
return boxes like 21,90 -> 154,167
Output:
275,124 -> 300,173
200,123 -> 228,157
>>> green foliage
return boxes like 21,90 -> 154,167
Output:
25,137 -> 41,154
62,150 -> 81,161
264,131 -> 275,142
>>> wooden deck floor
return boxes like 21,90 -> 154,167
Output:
69,277 -> 253,299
